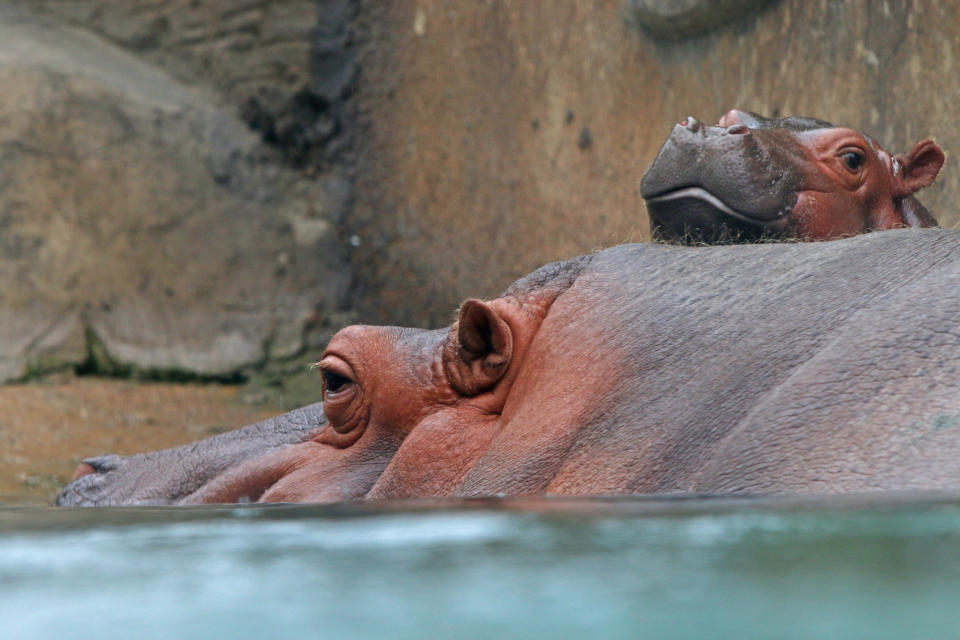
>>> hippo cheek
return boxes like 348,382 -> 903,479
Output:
257,459 -> 386,503
790,191 -> 867,239
257,441 -> 399,503
365,411 -> 502,499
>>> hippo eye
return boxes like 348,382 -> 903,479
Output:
317,356 -> 356,397
842,150 -> 864,171
317,355 -> 366,441
323,370 -> 352,394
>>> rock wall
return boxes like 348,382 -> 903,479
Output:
349,0 -> 960,327
1,0 -> 959,381
0,3 -> 352,381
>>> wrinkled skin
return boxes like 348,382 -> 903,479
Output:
641,109 -> 945,242
60,228 -> 960,505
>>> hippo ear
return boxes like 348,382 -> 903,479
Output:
894,139 -> 945,197
446,299 -> 513,396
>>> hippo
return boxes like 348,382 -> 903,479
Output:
59,228 -> 960,505
641,109 -> 945,242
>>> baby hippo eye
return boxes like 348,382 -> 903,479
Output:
842,150 -> 864,171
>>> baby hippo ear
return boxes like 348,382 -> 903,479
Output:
445,299 -> 514,396
894,139 -> 945,198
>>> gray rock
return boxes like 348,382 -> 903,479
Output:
29,0 -> 353,171
0,8 -> 347,381
26,0 -> 319,107
625,0 -> 775,39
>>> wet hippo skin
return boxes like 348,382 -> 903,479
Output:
642,109 -> 944,242
59,228 -> 960,505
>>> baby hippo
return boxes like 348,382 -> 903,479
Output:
642,109 -> 945,242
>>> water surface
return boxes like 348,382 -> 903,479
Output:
3,494 -> 960,639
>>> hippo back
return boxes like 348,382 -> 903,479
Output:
459,228 -> 960,495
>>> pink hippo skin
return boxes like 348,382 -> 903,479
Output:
642,109 -> 944,242
59,228 -> 960,505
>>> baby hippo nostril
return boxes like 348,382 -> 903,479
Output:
717,109 -> 744,128
726,124 -> 749,135
684,116 -> 701,132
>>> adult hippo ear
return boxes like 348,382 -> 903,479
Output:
444,299 -> 514,396
892,139 -> 945,228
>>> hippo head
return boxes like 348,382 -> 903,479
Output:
641,109 -> 946,242
180,292 -> 552,503
58,264 -> 578,505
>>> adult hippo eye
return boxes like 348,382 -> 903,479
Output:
317,356 -> 357,400
323,370 -> 351,394
316,355 -> 367,441
842,150 -> 864,171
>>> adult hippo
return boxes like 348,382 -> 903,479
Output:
59,228 -> 960,505
641,109 -> 945,242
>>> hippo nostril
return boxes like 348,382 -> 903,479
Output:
726,124 -> 749,135
72,454 -> 122,480
71,462 -> 97,481
684,116 -> 701,132
718,109 -> 743,128
80,454 -> 122,474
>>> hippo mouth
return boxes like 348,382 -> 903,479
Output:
645,186 -> 790,243
641,115 -> 805,243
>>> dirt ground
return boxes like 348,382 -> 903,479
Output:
0,375 -> 286,505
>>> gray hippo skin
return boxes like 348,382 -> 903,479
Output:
60,229 -> 960,504
58,403 -> 326,505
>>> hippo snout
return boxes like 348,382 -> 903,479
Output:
641,114 -> 802,241
57,455 -> 128,506
641,119 -> 772,206
677,115 -> 750,137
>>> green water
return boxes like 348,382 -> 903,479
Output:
3,495 -> 960,639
